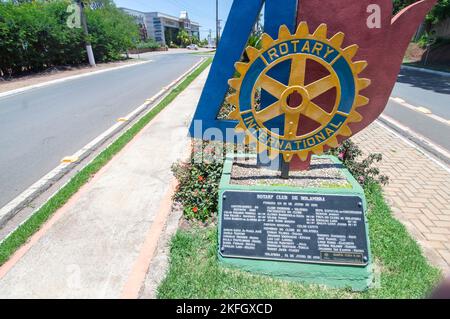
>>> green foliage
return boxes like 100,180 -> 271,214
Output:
247,33 -> 262,49
199,38 -> 209,47
168,41 -> 180,49
84,1 -> 139,62
134,38 -> 161,50
176,29 -> 191,47
172,139 -> 389,222
171,141 -> 225,222
0,0 -> 139,76
393,0 -> 415,13
327,140 -> 389,186
417,33 -> 430,47
241,32 -> 261,62
393,0 -> 450,25
190,36 -> 201,45
426,0 -> 450,25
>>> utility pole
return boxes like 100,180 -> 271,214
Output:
208,29 -> 212,47
215,0 -> 220,47
77,0 -> 96,67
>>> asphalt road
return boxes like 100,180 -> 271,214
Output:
0,53 -> 201,208
392,68 -> 450,118
384,68 -> 450,152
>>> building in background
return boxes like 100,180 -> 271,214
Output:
121,8 -> 148,41
120,8 -> 200,46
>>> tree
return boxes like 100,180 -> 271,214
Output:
393,0 -> 450,25
85,2 -> 139,61
426,0 -> 450,25
0,0 -> 139,76
199,38 -> 209,47
393,0 -> 415,13
177,29 -> 191,47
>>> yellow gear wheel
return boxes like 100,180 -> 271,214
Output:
227,22 -> 371,163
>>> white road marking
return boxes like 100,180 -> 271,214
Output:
416,106 -> 432,114
378,115 -> 450,173
0,60 -> 153,99
389,96 -> 450,126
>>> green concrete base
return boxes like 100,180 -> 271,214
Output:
218,154 -> 373,291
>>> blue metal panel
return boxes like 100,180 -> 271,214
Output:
188,0 -> 264,140
264,0 -> 298,37
188,0 -> 298,143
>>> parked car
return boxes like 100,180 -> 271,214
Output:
186,44 -> 199,50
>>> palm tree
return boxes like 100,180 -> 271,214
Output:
177,29 -> 191,47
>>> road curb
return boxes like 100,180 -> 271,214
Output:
0,57 -> 206,229
378,114 -> 450,169
401,65 -> 450,77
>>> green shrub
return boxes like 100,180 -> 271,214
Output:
135,39 -> 160,50
172,139 -> 388,222
327,139 -> 389,186
171,142 -> 224,221
0,0 -> 139,76
85,2 -> 139,62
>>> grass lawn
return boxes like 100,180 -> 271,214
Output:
157,183 -> 441,299
0,58 -> 212,266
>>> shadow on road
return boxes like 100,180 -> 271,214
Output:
396,68 -> 450,95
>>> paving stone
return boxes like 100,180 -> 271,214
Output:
354,123 -> 450,273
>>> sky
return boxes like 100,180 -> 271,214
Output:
114,0 -> 235,40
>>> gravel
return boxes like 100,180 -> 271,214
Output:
230,157 -> 351,188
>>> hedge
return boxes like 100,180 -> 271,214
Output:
0,0 -> 139,77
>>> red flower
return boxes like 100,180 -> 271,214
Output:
198,175 -> 205,182
192,207 -> 198,213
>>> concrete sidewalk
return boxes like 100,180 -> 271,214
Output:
0,66 -> 209,298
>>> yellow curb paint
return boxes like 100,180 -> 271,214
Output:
60,156 -> 79,163
120,179 -> 178,299
416,106 -> 432,114
117,118 -> 128,122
